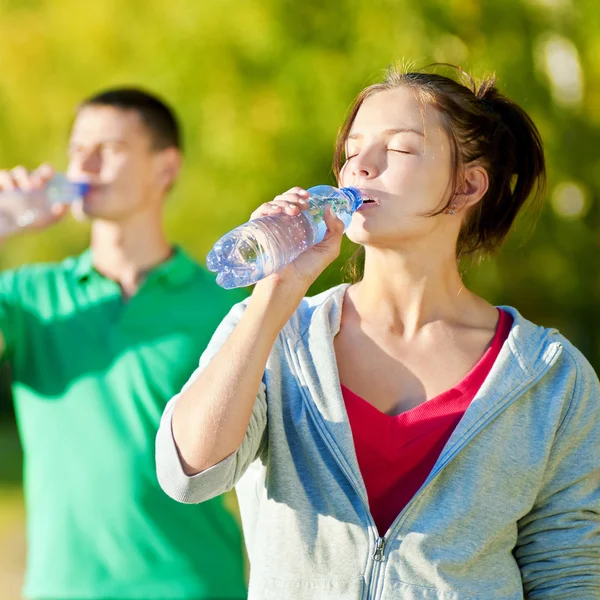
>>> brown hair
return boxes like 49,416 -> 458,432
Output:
80,88 -> 182,151
334,64 -> 546,266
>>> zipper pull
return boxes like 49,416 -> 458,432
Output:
373,537 -> 386,562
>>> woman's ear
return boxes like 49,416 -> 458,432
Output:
457,163 -> 489,210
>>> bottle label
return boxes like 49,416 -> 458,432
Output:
306,194 -> 349,222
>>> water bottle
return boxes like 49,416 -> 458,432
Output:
207,185 -> 363,289
0,174 -> 89,237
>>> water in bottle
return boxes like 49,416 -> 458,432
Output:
207,185 -> 363,289
0,174 -> 89,237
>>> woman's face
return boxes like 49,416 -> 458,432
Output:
340,86 -> 456,249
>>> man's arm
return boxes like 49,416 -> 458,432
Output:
0,270 -> 17,362
0,164 -> 70,361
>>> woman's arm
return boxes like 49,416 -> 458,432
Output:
515,348 -> 600,598
171,280 -> 305,474
156,194 -> 345,502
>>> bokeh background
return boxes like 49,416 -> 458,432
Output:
0,0 -> 599,595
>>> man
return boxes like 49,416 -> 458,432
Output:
0,89 -> 247,599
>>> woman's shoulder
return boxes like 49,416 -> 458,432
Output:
501,305 -> 599,398
301,283 -> 350,309
286,283 -> 350,338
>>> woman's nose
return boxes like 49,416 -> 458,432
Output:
351,149 -> 380,179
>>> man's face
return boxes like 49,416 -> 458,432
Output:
66,105 -> 170,222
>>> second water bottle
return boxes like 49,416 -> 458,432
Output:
207,185 -> 363,289
0,174 -> 89,237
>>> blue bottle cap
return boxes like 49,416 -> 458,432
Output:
340,186 -> 364,211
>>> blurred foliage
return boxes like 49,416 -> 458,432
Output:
0,0 -> 599,379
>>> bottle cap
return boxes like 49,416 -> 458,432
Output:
340,186 -> 364,211
47,179 -> 90,204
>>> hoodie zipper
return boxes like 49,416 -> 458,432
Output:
373,537 -> 386,561
363,344 -> 563,600
284,338 -> 383,600
287,335 -> 562,600
366,537 -> 387,600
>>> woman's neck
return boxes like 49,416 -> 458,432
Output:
349,245 -> 489,338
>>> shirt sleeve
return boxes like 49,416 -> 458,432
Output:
155,299 -> 268,504
515,348 -> 600,598
0,270 -> 17,360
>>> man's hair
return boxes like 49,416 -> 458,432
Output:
79,88 -> 182,151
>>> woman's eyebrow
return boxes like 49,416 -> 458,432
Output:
347,127 -> 425,140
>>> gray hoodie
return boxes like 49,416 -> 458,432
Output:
156,285 -> 600,600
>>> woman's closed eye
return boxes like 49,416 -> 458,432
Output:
346,148 -> 414,160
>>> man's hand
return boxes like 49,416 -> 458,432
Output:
0,164 -> 69,240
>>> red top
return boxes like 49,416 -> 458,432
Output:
342,309 -> 513,535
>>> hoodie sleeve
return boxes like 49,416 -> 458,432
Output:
515,348 -> 600,599
155,300 -> 268,504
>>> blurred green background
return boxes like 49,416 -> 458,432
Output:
0,0 -> 599,595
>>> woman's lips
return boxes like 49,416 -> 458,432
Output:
357,196 -> 379,211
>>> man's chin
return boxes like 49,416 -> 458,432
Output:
70,200 -> 131,224
70,200 -> 91,222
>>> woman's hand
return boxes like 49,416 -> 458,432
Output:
251,187 -> 345,298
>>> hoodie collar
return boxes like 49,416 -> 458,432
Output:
288,285 -> 563,503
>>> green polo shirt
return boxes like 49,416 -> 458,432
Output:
0,248 -> 247,599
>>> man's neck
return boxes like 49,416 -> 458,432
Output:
89,218 -> 173,298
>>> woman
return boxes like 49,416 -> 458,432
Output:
156,66 -> 600,599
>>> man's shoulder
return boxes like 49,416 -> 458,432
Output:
0,255 -> 80,293
173,251 -> 249,305
182,273 -> 249,316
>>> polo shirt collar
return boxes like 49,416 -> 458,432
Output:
72,249 -> 94,282
72,246 -> 198,287
147,246 -> 198,286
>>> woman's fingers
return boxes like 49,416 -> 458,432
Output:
250,189 -> 310,220
323,204 -> 345,237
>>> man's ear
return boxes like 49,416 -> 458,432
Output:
156,147 -> 182,193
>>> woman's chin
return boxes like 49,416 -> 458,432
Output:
346,222 -> 378,245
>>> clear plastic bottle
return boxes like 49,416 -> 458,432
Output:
207,185 -> 363,289
0,174 -> 89,237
